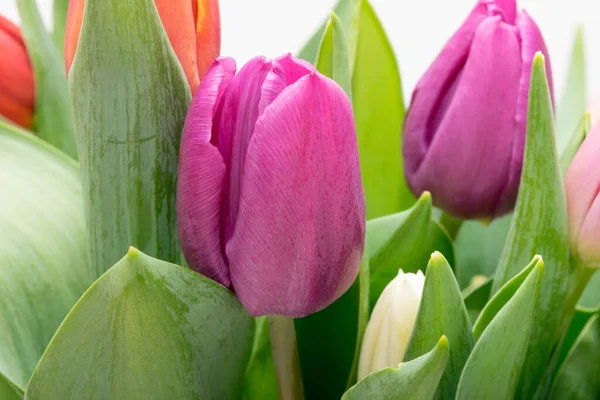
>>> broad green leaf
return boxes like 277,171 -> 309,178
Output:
26,248 -> 254,399
457,260 -> 544,400
556,26 -> 586,153
69,0 -> 191,273
405,252 -> 474,399
0,374 -> 22,400
295,257 -> 369,399
549,312 -> 600,399
17,0 -> 77,159
243,317 -> 279,400
560,112 -> 591,174
491,53 -> 570,399
343,336 -> 449,400
300,0 -> 412,218
0,121 -> 93,392
455,215 -> 512,288
315,12 -> 352,99
473,256 -> 539,340
366,192 -> 431,306
52,0 -> 69,51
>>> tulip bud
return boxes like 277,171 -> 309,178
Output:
357,269 -> 425,380
565,122 -> 600,268
177,54 -> 366,317
0,15 -> 35,129
403,0 -> 553,220
64,0 -> 220,93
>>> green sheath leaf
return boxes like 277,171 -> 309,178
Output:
491,53 -> 570,399
405,252 -> 474,399
560,112 -> 591,175
69,0 -> 191,274
26,248 -> 254,399
315,12 -> 352,99
343,336 -> 449,400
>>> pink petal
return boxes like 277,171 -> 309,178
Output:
565,124 -> 600,263
408,17 -> 522,219
484,0 -> 517,24
226,73 -> 365,317
177,58 -> 236,286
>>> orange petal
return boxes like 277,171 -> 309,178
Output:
195,0 -> 221,80
64,0 -> 85,74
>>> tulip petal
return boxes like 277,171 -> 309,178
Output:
194,0 -> 221,79
403,3 -> 487,191
177,58 -> 236,286
485,0 -> 517,24
214,56 -> 273,243
565,125 -> 600,263
494,10 -> 556,217
226,73 -> 365,317
64,0 -> 84,73
406,17 -> 521,219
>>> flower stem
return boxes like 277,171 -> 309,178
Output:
268,316 -> 304,400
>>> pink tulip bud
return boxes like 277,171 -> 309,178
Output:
177,54 -> 366,317
565,123 -> 600,268
403,0 -> 553,220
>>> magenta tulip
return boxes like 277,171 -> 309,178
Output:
403,0 -> 553,220
565,123 -> 600,268
177,54 -> 366,317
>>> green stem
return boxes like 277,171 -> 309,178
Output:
439,212 -> 463,240
268,316 -> 304,400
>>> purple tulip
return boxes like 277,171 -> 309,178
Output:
403,0 -> 553,220
177,54 -> 366,317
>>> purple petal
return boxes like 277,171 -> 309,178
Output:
407,17 -> 522,219
494,11 -> 555,217
403,3 -> 488,186
177,58 -> 236,286
484,0 -> 517,24
226,73 -> 365,317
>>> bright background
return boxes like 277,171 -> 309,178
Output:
3,0 -> 599,115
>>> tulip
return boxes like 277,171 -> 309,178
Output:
64,0 -> 220,93
177,54 -> 366,317
565,122 -> 600,268
358,269 -> 425,379
402,0 -> 553,220
0,15 -> 35,129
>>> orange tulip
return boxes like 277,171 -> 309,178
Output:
64,0 -> 220,94
0,15 -> 35,129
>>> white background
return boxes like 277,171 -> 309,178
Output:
2,0 -> 599,116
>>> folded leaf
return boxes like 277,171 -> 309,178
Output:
556,26 -> 586,153
243,318 -> 279,400
69,0 -> 191,274
0,121 -> 93,393
491,53 -> 569,399
52,0 -> 69,51
0,374 -> 21,400
17,0 -> 77,159
462,277 -> 493,322
26,248 -> 254,399
457,259 -> 544,400
405,252 -> 474,399
295,256 -> 369,399
343,336 -> 449,400
316,12 -> 352,99
300,0 -> 411,218
560,112 -> 590,175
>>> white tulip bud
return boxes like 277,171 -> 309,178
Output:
357,269 -> 425,380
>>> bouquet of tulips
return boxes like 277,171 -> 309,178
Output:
1,0 -> 598,398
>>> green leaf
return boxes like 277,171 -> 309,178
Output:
315,12 -> 352,99
491,53 -> 570,399
69,0 -> 191,274
343,336 -> 449,400
462,277 -> 493,323
0,121 -> 93,392
405,252 -> 474,399
549,311 -> 600,399
556,26 -> 586,153
300,0 -> 412,218
17,0 -> 77,159
455,215 -> 512,288
0,374 -> 22,400
366,192 -> 432,306
243,317 -> 279,400
427,219 -> 455,271
473,256 -> 539,340
579,271 -> 600,308
457,259 -> 544,400
560,112 -> 591,175
295,256 -> 369,399
26,248 -> 254,399
52,0 -> 69,51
